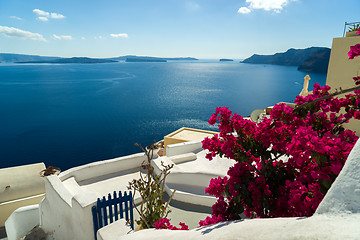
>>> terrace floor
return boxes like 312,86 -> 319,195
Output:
133,194 -> 213,229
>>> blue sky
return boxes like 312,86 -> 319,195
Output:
0,0 -> 358,59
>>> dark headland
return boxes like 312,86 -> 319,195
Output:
242,47 -> 331,74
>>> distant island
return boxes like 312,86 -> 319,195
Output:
109,55 -> 199,62
0,53 -> 58,63
242,47 -> 331,74
17,57 -> 117,64
125,58 -> 166,62
0,53 -> 198,64
220,59 -> 233,62
165,57 -> 198,61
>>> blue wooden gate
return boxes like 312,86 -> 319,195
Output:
92,191 -> 134,240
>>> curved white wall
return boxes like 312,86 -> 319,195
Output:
40,153 -> 147,240
5,204 -> 40,240
59,153 -> 146,182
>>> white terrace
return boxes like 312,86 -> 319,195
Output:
5,128 -> 235,240
6,133 -> 360,240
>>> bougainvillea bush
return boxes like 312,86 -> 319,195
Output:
200,83 -> 360,225
199,29 -> 360,226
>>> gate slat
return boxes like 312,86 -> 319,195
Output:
92,190 -> 134,240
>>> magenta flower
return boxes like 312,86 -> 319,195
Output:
198,215 -> 224,227
354,111 -> 360,120
348,44 -> 360,59
354,76 -> 360,85
154,218 -> 189,230
205,177 -> 228,198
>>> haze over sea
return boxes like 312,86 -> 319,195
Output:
0,61 -> 326,170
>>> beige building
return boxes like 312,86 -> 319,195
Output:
326,33 -> 360,135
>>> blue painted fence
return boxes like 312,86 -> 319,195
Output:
92,191 -> 134,240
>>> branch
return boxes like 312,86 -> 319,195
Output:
271,152 -> 286,162
161,189 -> 176,218
131,190 -> 142,219
295,85 -> 360,110
249,162 -> 260,175
137,199 -> 151,229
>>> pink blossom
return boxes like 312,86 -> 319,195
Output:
354,111 -> 360,120
331,162 -> 343,175
205,177 -> 228,198
155,218 -> 189,230
348,44 -> 360,59
198,215 -> 225,227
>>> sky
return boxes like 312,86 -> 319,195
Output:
0,0 -> 359,59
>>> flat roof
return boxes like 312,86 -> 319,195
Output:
165,127 -> 218,142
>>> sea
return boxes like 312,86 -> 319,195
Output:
0,60 -> 326,171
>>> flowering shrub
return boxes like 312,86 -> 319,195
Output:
197,28 -> 360,226
201,83 -> 360,224
154,218 -> 189,230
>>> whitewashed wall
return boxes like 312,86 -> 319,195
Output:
40,153 -> 146,240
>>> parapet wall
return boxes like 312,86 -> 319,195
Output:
166,140 -> 202,157
59,153 -> 146,182
0,163 -> 45,227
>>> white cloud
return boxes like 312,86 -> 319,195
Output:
238,7 -> 251,14
238,0 -> 294,14
10,16 -> 22,20
248,0 -> 290,12
50,13 -> 65,19
33,9 -> 65,20
38,16 -> 49,22
33,9 -> 49,17
53,34 -> 73,40
0,26 -> 47,41
110,33 -> 128,38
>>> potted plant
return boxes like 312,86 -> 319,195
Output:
128,142 -> 175,230
346,23 -> 360,37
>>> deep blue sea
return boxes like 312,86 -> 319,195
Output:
0,60 -> 326,170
